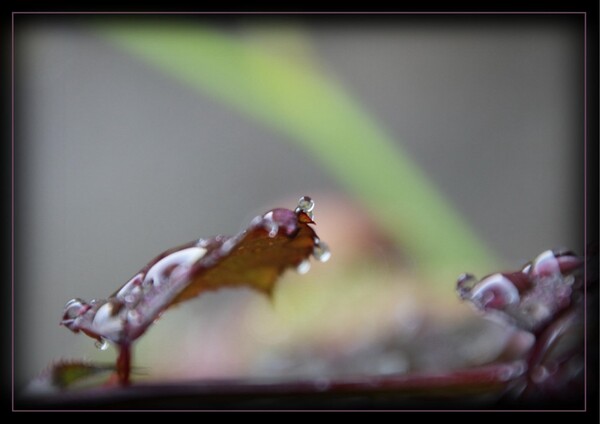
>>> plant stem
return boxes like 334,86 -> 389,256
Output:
117,343 -> 132,386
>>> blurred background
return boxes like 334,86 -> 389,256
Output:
14,15 -> 583,390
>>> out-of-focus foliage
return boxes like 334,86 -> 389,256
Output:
98,22 -> 496,282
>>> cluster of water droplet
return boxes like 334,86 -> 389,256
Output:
296,238 -> 331,275
294,196 -> 331,274
457,249 -> 583,332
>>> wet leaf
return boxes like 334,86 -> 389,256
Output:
170,207 -> 320,305
59,196 -> 328,385
457,249 -> 583,333
457,248 -> 588,401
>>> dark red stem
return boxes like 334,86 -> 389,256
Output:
117,343 -> 132,386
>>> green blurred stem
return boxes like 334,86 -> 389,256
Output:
98,23 -> 496,281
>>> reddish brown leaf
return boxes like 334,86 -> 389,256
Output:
59,196 -> 329,385
170,207 -> 320,305
457,249 -> 583,333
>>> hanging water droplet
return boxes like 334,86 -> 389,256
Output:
296,259 -> 311,274
94,338 -> 109,351
296,196 -> 315,213
312,240 -> 331,263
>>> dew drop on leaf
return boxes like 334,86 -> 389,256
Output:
296,196 -> 315,214
127,310 -> 142,325
296,259 -> 311,274
313,240 -> 331,263
63,298 -> 85,319
295,199 -> 315,220
261,211 -> 280,238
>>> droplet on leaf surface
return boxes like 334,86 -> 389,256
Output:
296,196 -> 315,213
313,239 -> 331,263
296,259 -> 312,274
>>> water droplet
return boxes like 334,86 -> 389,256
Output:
529,250 -> 560,279
64,298 -> 82,308
470,273 -> 520,309
312,240 -> 331,263
296,259 -> 311,274
221,238 -> 236,253
261,212 -> 279,237
120,284 -> 142,305
456,273 -> 477,299
267,222 -> 279,238
92,302 -> 124,338
144,247 -> 207,288
63,298 -> 86,319
127,310 -> 142,325
94,339 -> 109,351
296,196 -> 315,214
